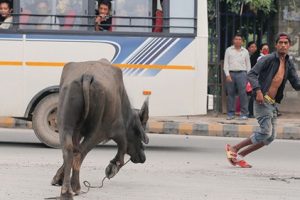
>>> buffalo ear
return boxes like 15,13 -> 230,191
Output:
139,97 -> 149,129
142,131 -> 149,144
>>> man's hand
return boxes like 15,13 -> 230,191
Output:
226,75 -> 232,82
256,90 -> 264,104
95,16 -> 101,24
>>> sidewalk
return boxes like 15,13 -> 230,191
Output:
1,114 -> 300,140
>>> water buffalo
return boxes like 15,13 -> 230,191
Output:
51,59 -> 149,200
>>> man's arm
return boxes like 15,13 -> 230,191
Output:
247,56 -> 268,93
288,62 -> 300,90
248,57 -> 269,104
245,51 -> 251,73
223,48 -> 230,77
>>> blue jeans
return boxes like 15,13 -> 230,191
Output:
250,101 -> 277,145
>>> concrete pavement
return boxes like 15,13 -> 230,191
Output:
1,113 -> 300,140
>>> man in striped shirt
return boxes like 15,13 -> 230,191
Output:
223,33 -> 251,120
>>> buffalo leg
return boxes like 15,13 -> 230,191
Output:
105,137 -> 127,179
58,80 -> 85,200
70,133 -> 82,195
70,131 -> 110,193
51,163 -> 64,186
60,133 -> 74,200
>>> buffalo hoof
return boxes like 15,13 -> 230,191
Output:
105,162 -> 120,179
60,192 -> 73,200
71,182 -> 81,195
51,176 -> 63,186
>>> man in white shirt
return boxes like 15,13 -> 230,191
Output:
223,33 -> 251,120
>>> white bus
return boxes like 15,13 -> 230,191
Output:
0,0 -> 208,147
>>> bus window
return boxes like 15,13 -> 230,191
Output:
169,0 -> 195,34
112,0 -> 152,32
56,0 -> 88,30
20,0 -> 59,30
19,0 -> 88,30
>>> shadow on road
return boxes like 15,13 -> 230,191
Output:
0,141 -> 201,153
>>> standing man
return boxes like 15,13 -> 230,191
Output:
224,33 -> 251,120
225,32 -> 300,168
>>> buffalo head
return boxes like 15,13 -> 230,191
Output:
127,98 -> 149,163
105,98 -> 149,179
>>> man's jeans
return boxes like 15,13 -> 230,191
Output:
250,101 -> 277,145
226,71 -> 249,116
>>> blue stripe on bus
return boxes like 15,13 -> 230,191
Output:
129,38 -> 164,64
1,33 -> 193,76
142,38 -> 193,76
126,38 -> 177,76
0,34 -> 23,40
127,38 -> 159,64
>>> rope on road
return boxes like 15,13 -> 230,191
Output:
270,176 -> 300,183
44,159 -> 131,199
81,158 -> 131,194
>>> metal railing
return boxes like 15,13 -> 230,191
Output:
2,13 -> 197,33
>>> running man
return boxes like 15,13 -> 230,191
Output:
225,32 -> 300,168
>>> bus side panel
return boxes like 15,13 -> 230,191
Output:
124,38 -> 208,116
22,35 -> 117,116
0,35 -> 25,116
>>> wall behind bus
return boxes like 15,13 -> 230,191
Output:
276,0 -> 300,113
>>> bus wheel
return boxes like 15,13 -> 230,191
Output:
32,93 -> 60,148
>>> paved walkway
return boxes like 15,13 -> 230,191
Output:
1,113 -> 300,140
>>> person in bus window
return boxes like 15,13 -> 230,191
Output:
56,0 -> 76,30
0,0 -> 13,29
153,0 -> 163,32
34,0 -> 59,30
95,0 -> 112,31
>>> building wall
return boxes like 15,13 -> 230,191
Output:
276,0 -> 300,113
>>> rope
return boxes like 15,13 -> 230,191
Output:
45,159 -> 131,199
81,159 -> 131,194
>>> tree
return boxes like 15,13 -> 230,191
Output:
222,0 -> 276,15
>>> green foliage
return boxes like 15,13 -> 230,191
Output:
222,0 -> 276,15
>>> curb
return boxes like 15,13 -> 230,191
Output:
1,117 -> 300,140
0,117 -> 32,129
146,120 -> 300,140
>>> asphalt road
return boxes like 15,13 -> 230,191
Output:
0,128 -> 300,200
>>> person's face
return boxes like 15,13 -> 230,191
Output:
0,3 -> 12,18
233,36 -> 243,48
37,2 -> 49,15
99,4 -> 109,16
276,38 -> 290,55
57,0 -> 70,13
248,44 -> 257,54
260,45 -> 269,55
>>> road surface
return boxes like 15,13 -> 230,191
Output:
0,128 -> 300,200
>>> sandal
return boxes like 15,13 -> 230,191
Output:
225,144 -> 237,166
235,159 -> 252,168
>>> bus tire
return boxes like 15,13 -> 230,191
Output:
32,93 -> 60,148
